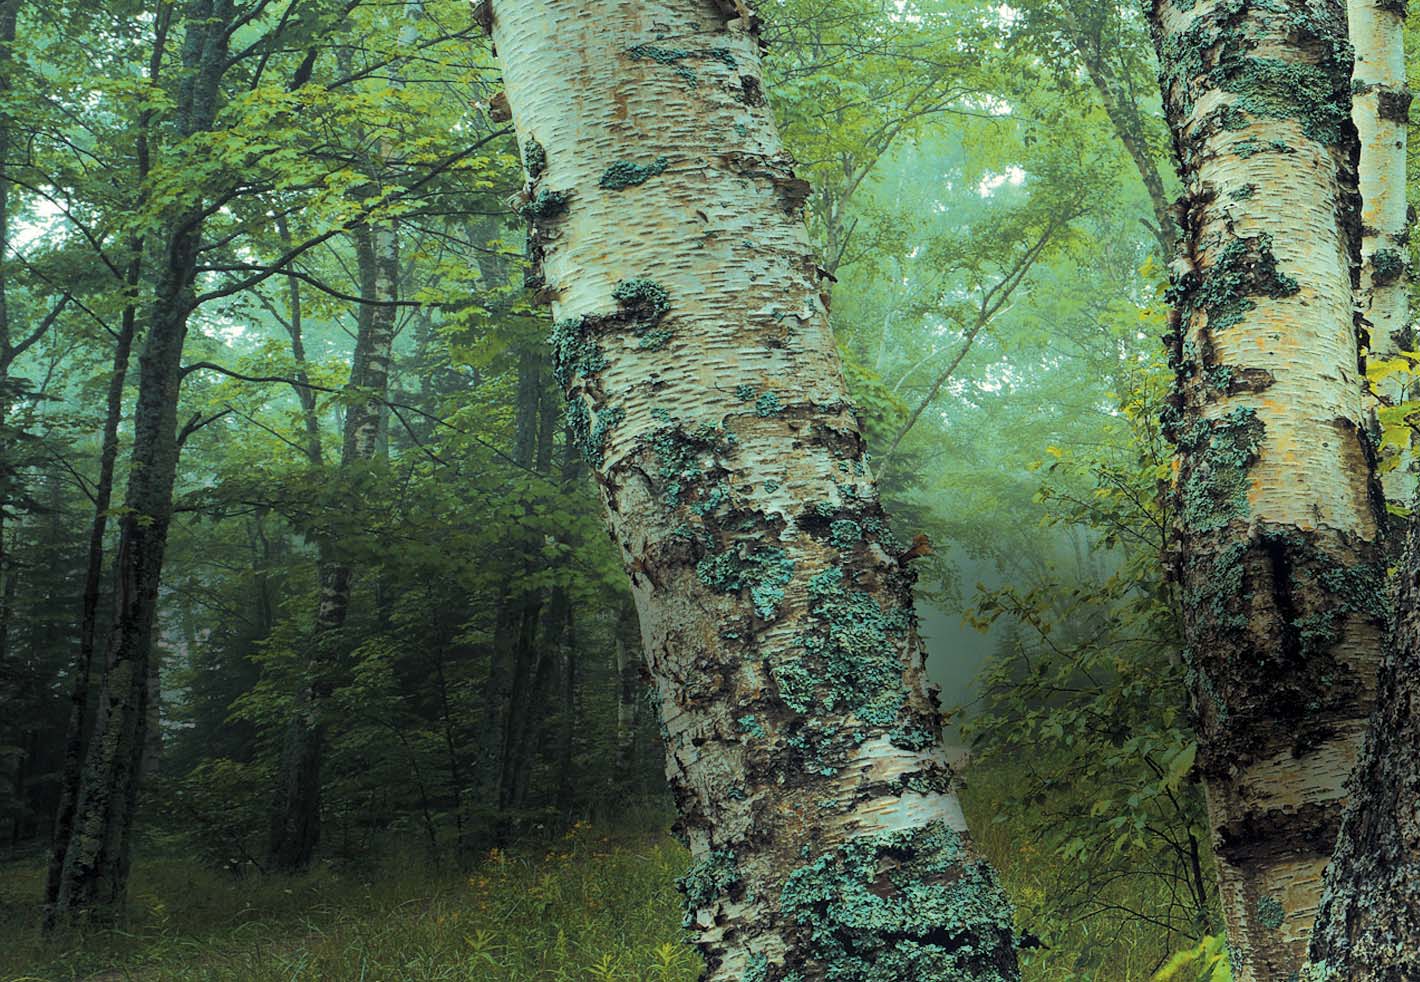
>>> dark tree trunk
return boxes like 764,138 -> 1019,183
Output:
472,348 -> 544,832
1310,491 -> 1420,978
50,0 -> 233,926
267,219 -> 399,871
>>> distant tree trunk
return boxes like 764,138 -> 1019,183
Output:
1351,0 -> 1410,361
485,3 -> 1020,978
267,220 -> 398,871
275,211 -> 323,465
51,0 -> 234,926
44,8 -> 168,923
1062,17 -> 1174,257
472,348 -> 543,833
553,602 -> 578,821
0,0 -> 18,682
1148,0 -> 1387,975
497,387 -> 562,820
140,636 -> 161,781
612,600 -> 642,793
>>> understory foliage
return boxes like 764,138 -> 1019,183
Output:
961,361 -> 1221,978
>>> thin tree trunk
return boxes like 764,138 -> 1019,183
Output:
267,219 -> 398,871
553,602 -> 578,822
45,8 -> 169,921
1068,25 -> 1175,257
472,348 -> 543,833
1148,0 -> 1387,975
51,0 -> 237,925
1351,0 -> 1410,361
275,211 -> 323,465
485,3 -> 1020,977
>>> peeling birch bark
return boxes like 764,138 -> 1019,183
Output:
1148,0 -> 1388,976
484,2 -> 1020,978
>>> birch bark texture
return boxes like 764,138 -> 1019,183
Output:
1350,0 -> 1410,361
484,2 -> 1020,979
1147,0 -> 1388,976
1308,497 -> 1420,979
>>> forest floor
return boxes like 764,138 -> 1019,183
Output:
0,766 -> 1197,981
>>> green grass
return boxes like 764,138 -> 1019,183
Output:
1,821 -> 701,981
2,769 -> 1215,981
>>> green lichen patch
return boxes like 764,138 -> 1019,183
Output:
1233,137 -> 1296,157
829,519 -> 862,550
1176,407 -> 1265,532
1257,894 -> 1285,930
549,317 -> 606,390
697,545 -> 796,620
755,391 -> 785,417
742,951 -> 770,982
599,156 -> 669,190
518,188 -> 569,220
677,848 -> 740,927
796,567 -> 912,724
522,137 -> 546,180
1372,247 -> 1406,286
1157,0 -> 1352,146
612,278 -> 673,350
1215,58 -> 1352,145
566,401 -> 623,468
651,422 -> 730,507
735,383 -> 758,401
736,714 -> 767,739
1170,233 -> 1299,336
887,717 -> 937,751
612,278 -> 669,322
1228,183 -> 1257,200
778,822 -> 1018,981
626,43 -> 736,86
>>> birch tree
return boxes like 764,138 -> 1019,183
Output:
1350,0 -> 1409,362
1305,8 -> 1415,971
482,1 -> 1021,977
1349,0 -> 1413,501
1147,0 -> 1388,976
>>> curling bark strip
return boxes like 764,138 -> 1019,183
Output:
1148,0 -> 1388,975
484,2 -> 1021,978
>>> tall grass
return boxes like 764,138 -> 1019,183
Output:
2,820 -> 699,981
2,774 -> 1217,980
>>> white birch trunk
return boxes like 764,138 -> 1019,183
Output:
1148,0 -> 1388,975
485,2 -> 1020,977
1351,0 -> 1412,505
1351,0 -> 1410,361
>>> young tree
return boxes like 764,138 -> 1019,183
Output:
482,1 -> 1020,978
266,220 -> 399,871
1148,0 -> 1387,975
51,0 -> 241,923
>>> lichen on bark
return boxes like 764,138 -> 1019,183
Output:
487,1 -> 1020,977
